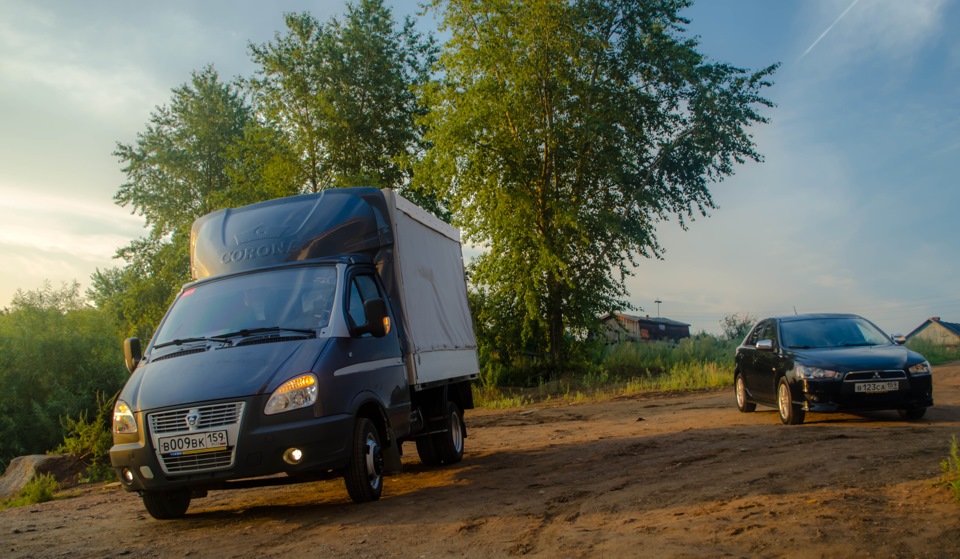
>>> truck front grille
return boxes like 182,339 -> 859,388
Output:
149,402 -> 244,434
147,402 -> 245,475
162,450 -> 235,474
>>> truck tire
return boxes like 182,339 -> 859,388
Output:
415,435 -> 442,467
141,489 -> 191,520
344,417 -> 384,503
435,401 -> 465,465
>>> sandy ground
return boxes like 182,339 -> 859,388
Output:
3,364 -> 959,559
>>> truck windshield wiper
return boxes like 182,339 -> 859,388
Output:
216,326 -> 317,339
153,337 -> 232,350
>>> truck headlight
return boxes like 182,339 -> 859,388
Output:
113,400 -> 138,434
909,361 -> 932,375
265,374 -> 318,415
795,365 -> 843,380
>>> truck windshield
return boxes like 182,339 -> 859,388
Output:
153,266 -> 338,349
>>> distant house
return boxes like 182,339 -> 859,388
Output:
905,317 -> 960,347
599,312 -> 690,343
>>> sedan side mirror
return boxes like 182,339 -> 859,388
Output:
891,334 -> 906,345
123,338 -> 142,373
756,339 -> 774,351
352,298 -> 390,338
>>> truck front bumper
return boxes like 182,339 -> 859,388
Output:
110,398 -> 353,493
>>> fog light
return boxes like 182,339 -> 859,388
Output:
283,448 -> 304,465
122,468 -> 134,483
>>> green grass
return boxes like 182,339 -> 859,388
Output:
905,339 -> 960,366
0,473 -> 60,510
473,337 -> 736,409
940,436 -> 960,502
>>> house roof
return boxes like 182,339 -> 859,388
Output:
600,312 -> 690,328
905,317 -> 960,339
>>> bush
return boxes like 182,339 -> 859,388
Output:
0,473 -> 60,510
57,392 -> 117,483
941,436 -> 960,502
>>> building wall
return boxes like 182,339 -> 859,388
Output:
912,323 -> 960,347
601,315 -> 690,343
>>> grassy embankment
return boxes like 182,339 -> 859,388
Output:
474,336 -> 738,409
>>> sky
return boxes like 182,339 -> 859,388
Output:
0,0 -> 958,337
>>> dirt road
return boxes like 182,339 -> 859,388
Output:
4,364 -> 959,559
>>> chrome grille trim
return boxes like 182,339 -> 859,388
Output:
149,402 -> 244,434
147,402 -> 245,475
844,370 -> 906,382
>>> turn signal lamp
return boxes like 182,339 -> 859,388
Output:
264,374 -> 318,415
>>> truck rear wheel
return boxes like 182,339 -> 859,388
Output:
415,435 -> 441,467
344,417 -> 384,503
141,489 -> 191,520
435,401 -> 465,465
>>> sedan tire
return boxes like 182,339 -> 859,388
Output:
735,374 -> 756,413
898,406 -> 926,421
777,377 -> 805,425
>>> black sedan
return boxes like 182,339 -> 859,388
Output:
734,313 -> 933,425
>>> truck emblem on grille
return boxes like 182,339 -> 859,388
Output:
185,411 -> 200,429
872,372 -> 881,379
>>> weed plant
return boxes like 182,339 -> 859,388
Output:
474,335 -> 737,408
941,436 -> 960,502
0,473 -> 60,510
905,339 -> 960,366
57,392 -> 116,483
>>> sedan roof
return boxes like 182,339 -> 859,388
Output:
773,313 -> 862,323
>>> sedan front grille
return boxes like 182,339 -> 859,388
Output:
844,370 -> 906,382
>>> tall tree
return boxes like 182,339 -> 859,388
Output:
248,0 -> 438,193
417,0 -> 777,363
0,282 -> 127,470
99,66 -> 297,338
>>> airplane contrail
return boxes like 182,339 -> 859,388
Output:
799,0 -> 862,60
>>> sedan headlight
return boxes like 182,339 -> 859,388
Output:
908,361 -> 932,375
795,365 -> 844,380
113,400 -> 138,434
264,374 -> 318,415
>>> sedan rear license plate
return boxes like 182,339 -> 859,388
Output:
855,381 -> 899,393
158,430 -> 228,456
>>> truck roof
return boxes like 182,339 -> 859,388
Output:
190,188 -> 393,280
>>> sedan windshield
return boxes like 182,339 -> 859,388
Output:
153,266 -> 337,348
781,317 -> 891,349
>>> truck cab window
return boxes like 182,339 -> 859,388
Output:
347,274 -> 382,333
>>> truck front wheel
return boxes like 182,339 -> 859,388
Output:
344,417 -> 384,503
141,489 -> 191,520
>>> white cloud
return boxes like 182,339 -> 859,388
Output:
799,0 -> 949,67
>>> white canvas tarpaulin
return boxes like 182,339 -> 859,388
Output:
383,191 -> 479,386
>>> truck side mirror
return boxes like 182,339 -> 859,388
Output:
353,298 -> 390,338
123,338 -> 142,373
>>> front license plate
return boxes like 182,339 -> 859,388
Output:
855,381 -> 899,393
158,430 -> 228,456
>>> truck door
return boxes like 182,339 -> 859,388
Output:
340,270 -> 409,420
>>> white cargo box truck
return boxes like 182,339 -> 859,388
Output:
111,187 -> 479,519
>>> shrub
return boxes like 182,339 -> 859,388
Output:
57,392 -> 116,483
941,436 -> 960,502
0,473 -> 60,510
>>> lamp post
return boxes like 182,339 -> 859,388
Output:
654,299 -> 662,318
